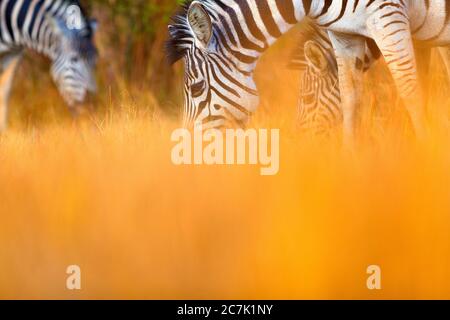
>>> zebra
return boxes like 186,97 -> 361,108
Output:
288,20 -> 381,135
289,22 -> 450,136
167,0 -> 450,144
0,0 -> 98,131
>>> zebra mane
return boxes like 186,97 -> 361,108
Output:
166,0 -> 197,65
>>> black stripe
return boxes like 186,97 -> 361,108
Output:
256,0 -> 282,38
275,0 -> 297,24
302,0 -> 312,15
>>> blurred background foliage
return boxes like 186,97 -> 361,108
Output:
84,0 -> 179,86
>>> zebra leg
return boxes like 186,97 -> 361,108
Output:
327,31 -> 366,146
0,52 -> 22,132
368,22 -> 427,140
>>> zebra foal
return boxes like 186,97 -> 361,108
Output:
290,23 -> 450,136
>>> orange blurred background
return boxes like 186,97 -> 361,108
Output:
0,24 -> 449,299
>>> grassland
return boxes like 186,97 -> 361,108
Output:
0,29 -> 449,299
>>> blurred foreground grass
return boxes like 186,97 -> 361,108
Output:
0,105 -> 449,299
0,31 -> 449,299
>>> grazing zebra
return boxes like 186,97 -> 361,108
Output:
288,21 -> 381,135
0,0 -> 98,131
167,0 -> 450,143
290,23 -> 450,136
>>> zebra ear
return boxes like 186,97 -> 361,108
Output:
187,1 -> 212,48
304,41 -> 329,72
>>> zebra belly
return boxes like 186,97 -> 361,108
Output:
410,0 -> 450,46
413,25 -> 450,47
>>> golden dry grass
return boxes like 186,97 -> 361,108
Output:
0,32 -> 449,299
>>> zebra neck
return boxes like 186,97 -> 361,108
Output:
213,0 -> 312,72
23,20 -> 60,61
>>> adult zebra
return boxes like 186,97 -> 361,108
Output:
290,22 -> 450,136
0,0 -> 98,131
167,0 -> 450,143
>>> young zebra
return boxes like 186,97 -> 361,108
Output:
288,20 -> 380,135
167,0 -> 450,143
0,0 -> 98,131
290,22 -> 450,136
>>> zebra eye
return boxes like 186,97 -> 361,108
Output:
71,57 -> 80,63
190,80 -> 205,97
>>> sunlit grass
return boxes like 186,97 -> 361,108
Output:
0,33 -> 449,299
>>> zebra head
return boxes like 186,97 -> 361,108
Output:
289,24 -> 342,135
297,39 -> 341,134
49,5 -> 98,113
290,23 -> 381,135
167,1 -> 259,130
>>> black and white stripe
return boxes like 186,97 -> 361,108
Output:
0,0 -> 98,131
167,0 -> 450,140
